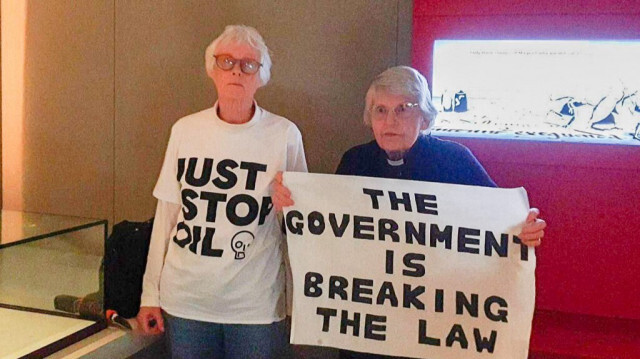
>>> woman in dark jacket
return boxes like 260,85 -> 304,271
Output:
273,66 -> 546,359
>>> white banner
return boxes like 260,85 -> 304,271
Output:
283,172 -> 536,359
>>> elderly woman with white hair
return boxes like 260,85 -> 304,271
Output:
137,25 -> 307,358
334,66 -> 496,185
272,65 -> 546,359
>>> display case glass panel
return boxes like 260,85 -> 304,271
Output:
0,210 -> 108,359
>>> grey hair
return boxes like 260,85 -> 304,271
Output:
205,25 -> 272,86
363,66 -> 438,131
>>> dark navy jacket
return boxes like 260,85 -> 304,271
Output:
335,135 -> 496,188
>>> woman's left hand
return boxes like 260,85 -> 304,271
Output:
518,208 -> 547,247
272,171 -> 294,212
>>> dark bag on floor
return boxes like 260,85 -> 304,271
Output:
103,218 -> 154,318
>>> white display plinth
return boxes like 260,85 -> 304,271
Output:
0,308 -> 95,359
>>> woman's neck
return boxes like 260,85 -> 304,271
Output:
383,134 -> 426,161
385,150 -> 407,161
217,97 -> 255,124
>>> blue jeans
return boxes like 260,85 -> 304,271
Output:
163,312 -> 289,359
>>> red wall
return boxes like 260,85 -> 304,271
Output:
412,0 -> 640,320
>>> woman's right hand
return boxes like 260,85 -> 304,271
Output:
272,171 -> 294,211
136,306 -> 164,335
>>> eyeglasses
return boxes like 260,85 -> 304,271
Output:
213,54 -> 262,74
370,102 -> 420,121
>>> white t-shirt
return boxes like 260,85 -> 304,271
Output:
141,102 -> 307,324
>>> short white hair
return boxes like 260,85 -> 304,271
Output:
364,66 -> 438,131
205,25 -> 272,86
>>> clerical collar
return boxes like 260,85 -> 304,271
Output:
387,158 -> 405,166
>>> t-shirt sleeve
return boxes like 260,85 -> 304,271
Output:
286,126 -> 308,173
140,200 -> 181,307
153,126 -> 182,204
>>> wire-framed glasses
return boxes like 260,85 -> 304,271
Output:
371,102 -> 420,121
213,54 -> 262,74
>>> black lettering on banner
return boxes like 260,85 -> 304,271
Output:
389,191 -> 412,212
416,193 -> 438,216
181,189 -> 199,221
513,236 -> 529,261
353,215 -> 374,240
376,281 -> 398,307
364,314 -> 387,341
329,213 -> 350,237
385,250 -> 394,274
316,307 -> 337,332
352,278 -> 374,304
258,196 -> 273,225
362,188 -> 384,209
418,320 -> 441,346
485,296 -> 509,323
173,221 -> 191,248
430,224 -> 452,249
177,158 -> 186,182
200,227 -> 223,257
329,276 -> 348,300
485,231 -> 508,257
340,310 -> 361,337
240,161 -> 267,190
185,158 -> 213,187
226,194 -> 259,226
304,272 -> 323,297
402,253 -> 426,277
458,227 -> 481,254
435,289 -> 445,313
415,193 -> 438,215
213,159 -> 238,189
200,191 -> 227,222
286,211 -> 304,235
446,324 -> 469,349
456,291 -> 479,318
474,329 -> 497,353
308,211 -> 326,235
406,222 -> 426,245
403,284 -> 425,309
378,219 -> 399,242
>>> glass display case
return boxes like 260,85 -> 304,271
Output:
0,210 -> 108,359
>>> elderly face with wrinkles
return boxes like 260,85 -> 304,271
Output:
211,41 -> 263,103
369,92 -> 428,160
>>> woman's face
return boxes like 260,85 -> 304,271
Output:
211,42 -> 262,101
370,92 -> 427,156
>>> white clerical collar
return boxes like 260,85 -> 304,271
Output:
387,158 -> 405,166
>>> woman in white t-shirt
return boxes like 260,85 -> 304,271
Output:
137,25 -> 307,359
